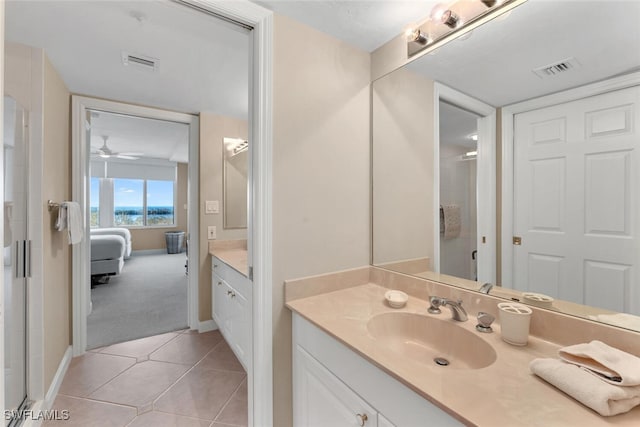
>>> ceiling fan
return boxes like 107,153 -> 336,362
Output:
92,135 -> 143,160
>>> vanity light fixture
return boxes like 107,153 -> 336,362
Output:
441,10 -> 460,29
406,0 -> 528,57
462,150 -> 478,160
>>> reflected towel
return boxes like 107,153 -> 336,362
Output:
4,201 -> 13,248
589,313 -> 640,332
530,358 -> 640,416
64,201 -> 83,245
559,340 -> 640,386
440,204 -> 461,240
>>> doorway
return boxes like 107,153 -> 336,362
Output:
433,83 -> 496,283
438,101 -> 480,280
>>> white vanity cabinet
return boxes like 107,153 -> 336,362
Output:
212,255 -> 251,371
293,314 -> 463,427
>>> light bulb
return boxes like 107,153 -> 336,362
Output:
405,28 -> 429,45
441,10 -> 460,28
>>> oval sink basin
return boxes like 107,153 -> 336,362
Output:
367,312 -> 497,370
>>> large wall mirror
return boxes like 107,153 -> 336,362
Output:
223,137 -> 248,229
372,0 -> 640,332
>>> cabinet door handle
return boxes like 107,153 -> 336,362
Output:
227,290 -> 233,296
213,264 -> 219,268
356,413 -> 368,426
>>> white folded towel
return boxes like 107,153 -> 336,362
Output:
559,340 -> 640,386
63,201 -> 83,245
440,204 -> 461,240
530,358 -> 640,416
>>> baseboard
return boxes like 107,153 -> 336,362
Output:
198,319 -> 218,332
44,345 -> 73,409
131,249 -> 169,256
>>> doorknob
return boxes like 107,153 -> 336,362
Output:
513,236 -> 522,245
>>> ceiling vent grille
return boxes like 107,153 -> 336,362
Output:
532,57 -> 580,78
121,52 -> 159,72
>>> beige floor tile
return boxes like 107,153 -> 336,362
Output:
150,331 -> 223,366
59,353 -> 136,397
214,379 -> 247,426
42,395 -> 136,427
195,340 -> 245,373
99,332 -> 179,359
127,411 -> 210,427
154,369 -> 245,420
89,361 -> 189,408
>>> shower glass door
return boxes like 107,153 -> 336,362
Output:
4,96 -> 29,426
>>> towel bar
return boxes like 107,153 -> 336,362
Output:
47,200 -> 60,212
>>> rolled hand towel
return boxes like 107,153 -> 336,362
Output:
559,340 -> 640,386
530,358 -> 640,416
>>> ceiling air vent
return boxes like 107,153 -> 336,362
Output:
121,52 -> 159,72
532,57 -> 580,78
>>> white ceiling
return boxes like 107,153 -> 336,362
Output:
257,0 -> 438,52
402,0 -> 640,106
90,111 -> 190,163
6,0 -> 249,162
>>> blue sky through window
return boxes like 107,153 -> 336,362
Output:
114,179 -> 143,208
147,180 -> 174,206
90,177 -> 100,207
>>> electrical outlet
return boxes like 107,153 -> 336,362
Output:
207,226 -> 216,240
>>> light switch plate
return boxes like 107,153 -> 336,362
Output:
205,200 -> 219,214
207,226 -> 216,240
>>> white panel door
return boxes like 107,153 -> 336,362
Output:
513,86 -> 640,314
294,345 -> 378,427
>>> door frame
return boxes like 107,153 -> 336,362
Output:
433,83 -> 496,283
71,96 -> 200,356
500,71 -> 640,287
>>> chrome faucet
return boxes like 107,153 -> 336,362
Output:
479,282 -> 494,294
428,296 -> 468,322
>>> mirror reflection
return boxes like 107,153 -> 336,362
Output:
372,0 -> 640,331
223,137 -> 248,229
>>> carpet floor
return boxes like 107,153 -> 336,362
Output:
87,252 -> 188,349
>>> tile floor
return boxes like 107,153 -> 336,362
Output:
44,329 -> 247,427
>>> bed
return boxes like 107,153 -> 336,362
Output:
90,227 -> 132,259
90,234 -> 125,277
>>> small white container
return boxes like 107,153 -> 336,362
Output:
385,290 -> 408,309
522,292 -> 554,309
498,302 -> 532,346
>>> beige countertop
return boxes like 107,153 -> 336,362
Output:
209,240 -> 248,277
286,282 -> 640,426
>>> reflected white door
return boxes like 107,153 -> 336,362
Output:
3,96 -> 29,425
513,86 -> 640,314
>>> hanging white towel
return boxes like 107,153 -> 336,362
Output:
4,201 -> 13,248
63,201 -> 83,245
440,204 -> 461,240
530,358 -> 640,417
55,203 -> 68,231
559,340 -> 640,386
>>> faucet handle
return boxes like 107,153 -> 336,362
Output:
476,312 -> 495,333
428,296 -> 443,314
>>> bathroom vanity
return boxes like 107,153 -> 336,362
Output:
210,241 -> 251,371
286,267 -> 640,426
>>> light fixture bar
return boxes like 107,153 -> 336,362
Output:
407,0 -> 527,58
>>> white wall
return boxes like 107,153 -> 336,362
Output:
272,13 -> 371,427
372,67 -> 435,265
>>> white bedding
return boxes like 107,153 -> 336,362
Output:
90,227 -> 132,259
90,234 -> 125,276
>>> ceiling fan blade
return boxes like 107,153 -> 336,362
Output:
119,152 -> 144,156
116,154 -> 139,160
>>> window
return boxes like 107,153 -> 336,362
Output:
90,159 -> 177,228
114,178 -> 144,226
90,177 -> 100,227
146,180 -> 175,225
